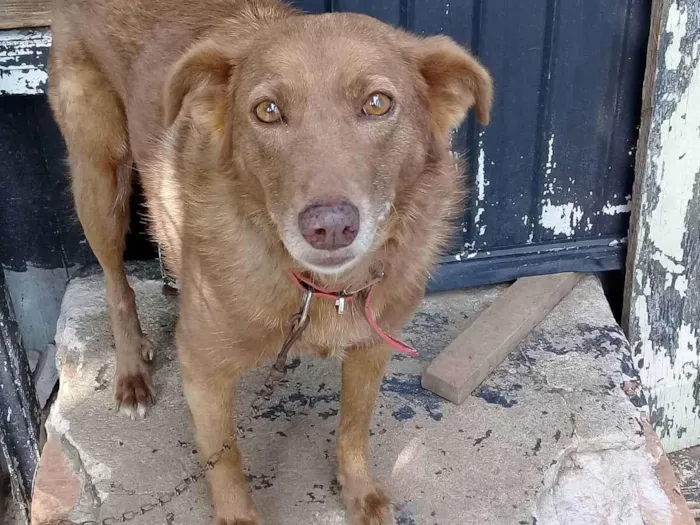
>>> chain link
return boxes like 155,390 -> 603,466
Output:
49,293 -> 312,525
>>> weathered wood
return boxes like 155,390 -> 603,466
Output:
0,0 -> 51,30
0,269 -> 40,525
623,0 -> 700,452
422,272 -> 581,404
623,0 -> 664,322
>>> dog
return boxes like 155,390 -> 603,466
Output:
48,0 -> 492,523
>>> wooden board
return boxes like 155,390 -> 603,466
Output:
0,269 -> 40,523
422,272 -> 581,404
0,0 -> 51,30
622,0 -> 700,453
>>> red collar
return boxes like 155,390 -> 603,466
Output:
289,271 -> 418,358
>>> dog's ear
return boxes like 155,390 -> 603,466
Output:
163,40 -> 232,128
412,36 -> 493,136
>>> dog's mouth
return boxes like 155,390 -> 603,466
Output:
302,252 -> 358,273
309,253 -> 355,267
284,237 -> 372,276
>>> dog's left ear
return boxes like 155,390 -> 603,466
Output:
163,40 -> 233,128
412,36 -> 493,137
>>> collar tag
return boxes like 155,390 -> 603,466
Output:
289,270 -> 419,358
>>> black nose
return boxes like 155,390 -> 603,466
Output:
298,201 -> 360,251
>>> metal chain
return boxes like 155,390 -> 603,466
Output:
49,291 -> 313,525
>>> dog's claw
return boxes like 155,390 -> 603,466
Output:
141,337 -> 156,362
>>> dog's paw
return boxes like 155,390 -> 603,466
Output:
114,346 -> 155,419
343,484 -> 395,525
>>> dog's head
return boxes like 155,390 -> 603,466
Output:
164,12 -> 491,275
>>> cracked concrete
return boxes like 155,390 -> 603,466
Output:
28,266 -> 693,525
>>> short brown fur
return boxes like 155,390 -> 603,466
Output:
48,1 -> 492,523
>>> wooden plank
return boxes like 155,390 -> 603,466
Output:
0,0 -> 51,30
422,272 -> 581,404
622,0 -> 700,453
0,269 -> 40,524
622,0 -> 664,316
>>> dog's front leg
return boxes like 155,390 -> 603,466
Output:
181,362 -> 260,525
337,344 -> 394,525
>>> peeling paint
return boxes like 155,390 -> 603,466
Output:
626,0 -> 700,453
538,132 -> 586,238
675,274 -> 688,297
648,102 -> 698,267
474,132 -> 489,237
608,238 -> 628,247
545,134 -> 557,177
665,3 -> 687,71
602,202 -> 632,216
476,133 -> 486,200
540,201 -> 584,238
474,207 -> 484,224
0,29 -> 52,95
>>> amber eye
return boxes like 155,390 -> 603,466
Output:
255,100 -> 283,123
362,93 -> 393,117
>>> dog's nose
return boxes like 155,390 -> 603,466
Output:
298,201 -> 360,251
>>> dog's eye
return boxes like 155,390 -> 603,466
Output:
362,93 -> 393,117
255,100 -> 283,123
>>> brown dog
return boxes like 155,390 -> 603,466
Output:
48,0 -> 492,523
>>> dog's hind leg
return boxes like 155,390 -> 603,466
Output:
49,46 -> 155,418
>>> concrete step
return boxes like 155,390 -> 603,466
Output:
29,268 -> 692,525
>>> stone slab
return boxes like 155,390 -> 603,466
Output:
30,268 -> 689,525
